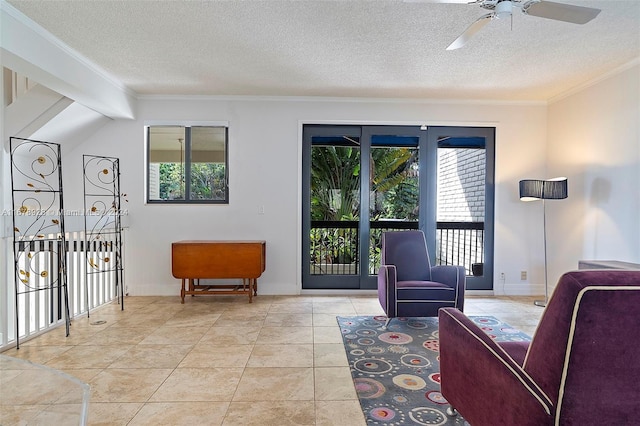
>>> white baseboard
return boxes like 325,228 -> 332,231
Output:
465,290 -> 494,296
300,289 -> 378,296
499,283 -> 545,296
130,282 -> 300,297
129,284 -> 180,297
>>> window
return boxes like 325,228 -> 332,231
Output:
146,125 -> 228,203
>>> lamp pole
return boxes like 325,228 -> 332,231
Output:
534,198 -> 548,307
520,177 -> 567,308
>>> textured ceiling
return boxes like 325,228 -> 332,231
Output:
7,0 -> 640,101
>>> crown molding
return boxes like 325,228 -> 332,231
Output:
137,93 -> 547,106
548,57 -> 640,105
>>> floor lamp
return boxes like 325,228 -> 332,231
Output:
519,177 -> 568,307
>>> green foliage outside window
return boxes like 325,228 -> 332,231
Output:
158,162 -> 226,201
190,163 -> 227,200
310,146 -> 418,221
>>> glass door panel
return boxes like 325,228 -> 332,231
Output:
310,142 -> 361,275
303,126 -> 362,289
368,136 -> 420,275
429,128 -> 495,290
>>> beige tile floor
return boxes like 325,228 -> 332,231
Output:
1,294 -> 544,425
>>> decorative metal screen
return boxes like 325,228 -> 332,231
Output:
83,155 -> 125,314
10,137 -> 70,348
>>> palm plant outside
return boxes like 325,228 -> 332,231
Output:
310,145 -> 418,273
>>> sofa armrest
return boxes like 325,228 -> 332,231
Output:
431,265 -> 466,311
438,308 -> 552,426
378,265 -> 397,318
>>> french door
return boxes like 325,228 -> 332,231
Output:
302,124 -> 494,291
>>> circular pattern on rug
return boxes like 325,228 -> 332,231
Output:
388,345 -> 410,354
392,374 -> 427,390
354,377 -> 386,399
369,406 -> 400,423
364,319 -> 385,328
428,373 -> 441,384
358,337 -> 376,345
367,346 -> 386,355
392,394 -> 410,405
406,320 -> 429,329
473,317 -> 501,326
425,390 -> 448,405
400,354 -> 431,368
379,332 -> 413,344
408,407 -> 448,426
354,358 -> 394,375
338,315 -> 530,426
422,339 -> 440,352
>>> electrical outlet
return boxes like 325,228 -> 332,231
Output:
500,272 -> 505,282
521,271 -> 527,280
258,205 -> 265,215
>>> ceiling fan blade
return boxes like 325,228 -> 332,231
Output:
523,1 -> 601,24
446,13 -> 493,50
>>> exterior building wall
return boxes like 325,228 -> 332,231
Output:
438,148 -> 485,222
437,148 -> 486,273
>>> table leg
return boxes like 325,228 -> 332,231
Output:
253,278 -> 258,296
180,279 -> 185,304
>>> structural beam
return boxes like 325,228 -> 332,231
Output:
0,1 -> 136,120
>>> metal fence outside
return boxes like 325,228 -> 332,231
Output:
310,220 -> 484,276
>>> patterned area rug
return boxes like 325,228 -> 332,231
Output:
337,315 -> 531,426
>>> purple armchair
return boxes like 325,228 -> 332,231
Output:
377,230 -> 465,327
439,270 -> 640,426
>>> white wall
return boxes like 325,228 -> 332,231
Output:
58,97 -> 548,296
14,67 -> 637,299
547,62 -> 640,291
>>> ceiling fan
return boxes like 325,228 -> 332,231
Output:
412,0 -> 601,50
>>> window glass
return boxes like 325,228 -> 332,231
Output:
189,127 -> 227,201
147,125 -> 228,203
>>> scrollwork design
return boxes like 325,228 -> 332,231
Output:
83,157 -> 117,196
13,193 -> 63,241
15,243 -> 62,291
10,138 -> 65,295
83,155 -> 122,273
86,200 -> 117,272
10,140 -> 60,192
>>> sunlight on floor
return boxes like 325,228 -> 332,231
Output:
1,294 -> 543,425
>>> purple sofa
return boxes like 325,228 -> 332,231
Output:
377,230 -> 465,327
439,270 -> 640,425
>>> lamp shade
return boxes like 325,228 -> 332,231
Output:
519,179 -> 544,201
542,177 -> 568,199
520,177 -> 568,201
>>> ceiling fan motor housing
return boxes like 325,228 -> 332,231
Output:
495,1 -> 514,18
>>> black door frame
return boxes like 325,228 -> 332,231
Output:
302,124 -> 495,291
